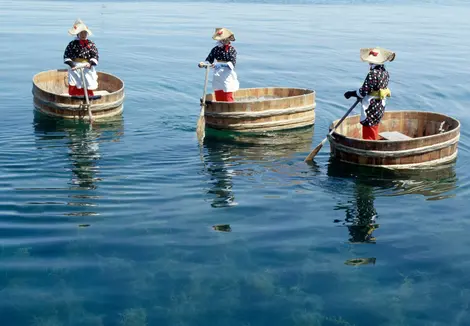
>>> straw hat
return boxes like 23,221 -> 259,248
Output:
360,47 -> 395,64
68,19 -> 93,36
212,27 -> 235,41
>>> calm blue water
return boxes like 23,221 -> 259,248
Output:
1,1 -> 470,325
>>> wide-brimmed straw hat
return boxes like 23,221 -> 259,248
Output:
212,27 -> 235,41
68,19 -> 93,36
360,47 -> 395,64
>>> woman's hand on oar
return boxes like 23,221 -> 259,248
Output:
72,63 -> 91,70
198,62 -> 214,68
304,99 -> 360,163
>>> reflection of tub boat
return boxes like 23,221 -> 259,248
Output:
204,126 -> 314,160
203,87 -> 316,132
328,111 -> 460,168
33,112 -> 124,190
327,158 -> 457,199
32,69 -> 125,120
201,126 -> 314,207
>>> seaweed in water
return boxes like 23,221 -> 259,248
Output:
344,258 -> 377,266
119,308 -> 147,326
212,224 -> 232,232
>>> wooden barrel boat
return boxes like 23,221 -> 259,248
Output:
32,69 -> 125,120
328,111 -> 460,168
203,87 -> 316,132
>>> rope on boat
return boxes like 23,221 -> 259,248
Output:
33,95 -> 124,112
328,134 -> 460,158
207,115 -> 315,130
204,103 -> 316,119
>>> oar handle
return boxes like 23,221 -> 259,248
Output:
72,65 -> 99,102
196,61 -> 210,141
79,67 -> 93,122
79,68 -> 90,105
329,99 -> 361,136
200,65 -> 210,108
304,98 -> 360,162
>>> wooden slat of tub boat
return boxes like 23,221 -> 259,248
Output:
33,98 -> 124,119
32,69 -> 125,120
206,110 -> 315,132
328,111 -> 460,168
204,87 -> 316,132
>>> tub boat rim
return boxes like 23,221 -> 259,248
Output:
208,87 -> 316,104
329,110 -> 461,144
32,69 -> 125,99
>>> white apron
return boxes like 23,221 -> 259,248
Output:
212,62 -> 239,93
68,62 -> 98,90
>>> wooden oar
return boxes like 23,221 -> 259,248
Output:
196,64 -> 211,141
304,99 -> 360,162
79,67 -> 93,123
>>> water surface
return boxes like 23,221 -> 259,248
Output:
1,1 -> 470,325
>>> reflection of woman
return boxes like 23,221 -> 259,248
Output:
67,127 -> 101,190
33,115 -> 124,190
344,183 -> 378,243
328,161 -> 379,243
202,136 -> 236,208
63,19 -> 99,97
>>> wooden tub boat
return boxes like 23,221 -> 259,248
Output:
203,87 -> 316,132
32,69 -> 125,120
328,111 -> 460,168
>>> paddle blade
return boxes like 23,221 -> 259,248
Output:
196,115 -> 205,141
304,139 -> 325,162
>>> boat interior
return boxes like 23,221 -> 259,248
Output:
333,111 -> 459,141
206,87 -> 314,102
33,69 -> 123,97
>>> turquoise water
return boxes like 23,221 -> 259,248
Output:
1,1 -> 470,325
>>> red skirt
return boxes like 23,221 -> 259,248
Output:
214,90 -> 234,102
362,125 -> 379,140
68,85 -> 94,97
